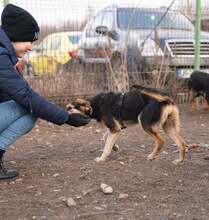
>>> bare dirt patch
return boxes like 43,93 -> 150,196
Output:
0,108 -> 209,220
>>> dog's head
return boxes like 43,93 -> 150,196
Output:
66,98 -> 93,115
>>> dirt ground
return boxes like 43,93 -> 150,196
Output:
0,107 -> 209,220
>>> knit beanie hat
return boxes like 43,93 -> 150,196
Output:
1,4 -> 40,42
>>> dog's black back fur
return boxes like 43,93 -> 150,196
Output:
87,87 -> 172,132
188,71 -> 209,94
131,84 -> 169,97
88,90 -> 145,122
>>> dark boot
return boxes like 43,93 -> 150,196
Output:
0,150 -> 19,180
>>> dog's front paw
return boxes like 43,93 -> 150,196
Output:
172,159 -> 184,165
94,157 -> 106,163
147,153 -> 157,161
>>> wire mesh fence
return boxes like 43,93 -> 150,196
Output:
1,0 -> 209,104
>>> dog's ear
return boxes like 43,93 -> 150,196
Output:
73,98 -> 88,106
66,103 -> 74,111
73,98 -> 93,115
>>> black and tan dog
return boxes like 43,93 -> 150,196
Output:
67,85 -> 197,165
188,71 -> 209,111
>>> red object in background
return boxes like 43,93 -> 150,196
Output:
15,59 -> 25,73
69,50 -> 78,59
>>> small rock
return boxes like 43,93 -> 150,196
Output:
94,206 -> 103,210
162,151 -> 168,155
35,191 -> 42,196
15,178 -> 23,183
9,160 -> 16,165
140,145 -> 146,149
82,189 -> 91,196
59,196 -> 66,202
142,195 -> 147,199
95,129 -> 100,133
9,181 -> 15,185
53,173 -> 60,177
66,197 -> 76,207
101,204 -> 108,208
26,185 -> 34,189
100,183 -> 113,194
119,161 -> 125,165
53,189 -> 61,192
118,193 -> 128,199
202,144 -> 209,148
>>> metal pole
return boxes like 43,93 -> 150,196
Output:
194,0 -> 201,71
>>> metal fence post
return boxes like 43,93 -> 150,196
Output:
194,0 -> 201,109
194,0 -> 201,71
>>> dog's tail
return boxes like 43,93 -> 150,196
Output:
140,90 -> 174,104
132,84 -> 174,104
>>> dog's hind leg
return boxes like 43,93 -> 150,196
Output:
203,91 -> 209,111
140,119 -> 164,160
188,90 -> 197,111
144,126 -> 165,161
162,114 -> 186,165
189,89 -> 199,112
95,130 -> 120,163
140,105 -> 165,161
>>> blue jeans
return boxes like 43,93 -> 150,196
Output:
0,100 -> 37,151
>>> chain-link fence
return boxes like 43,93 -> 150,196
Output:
1,0 -> 209,104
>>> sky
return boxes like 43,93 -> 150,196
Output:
1,0 -> 209,26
